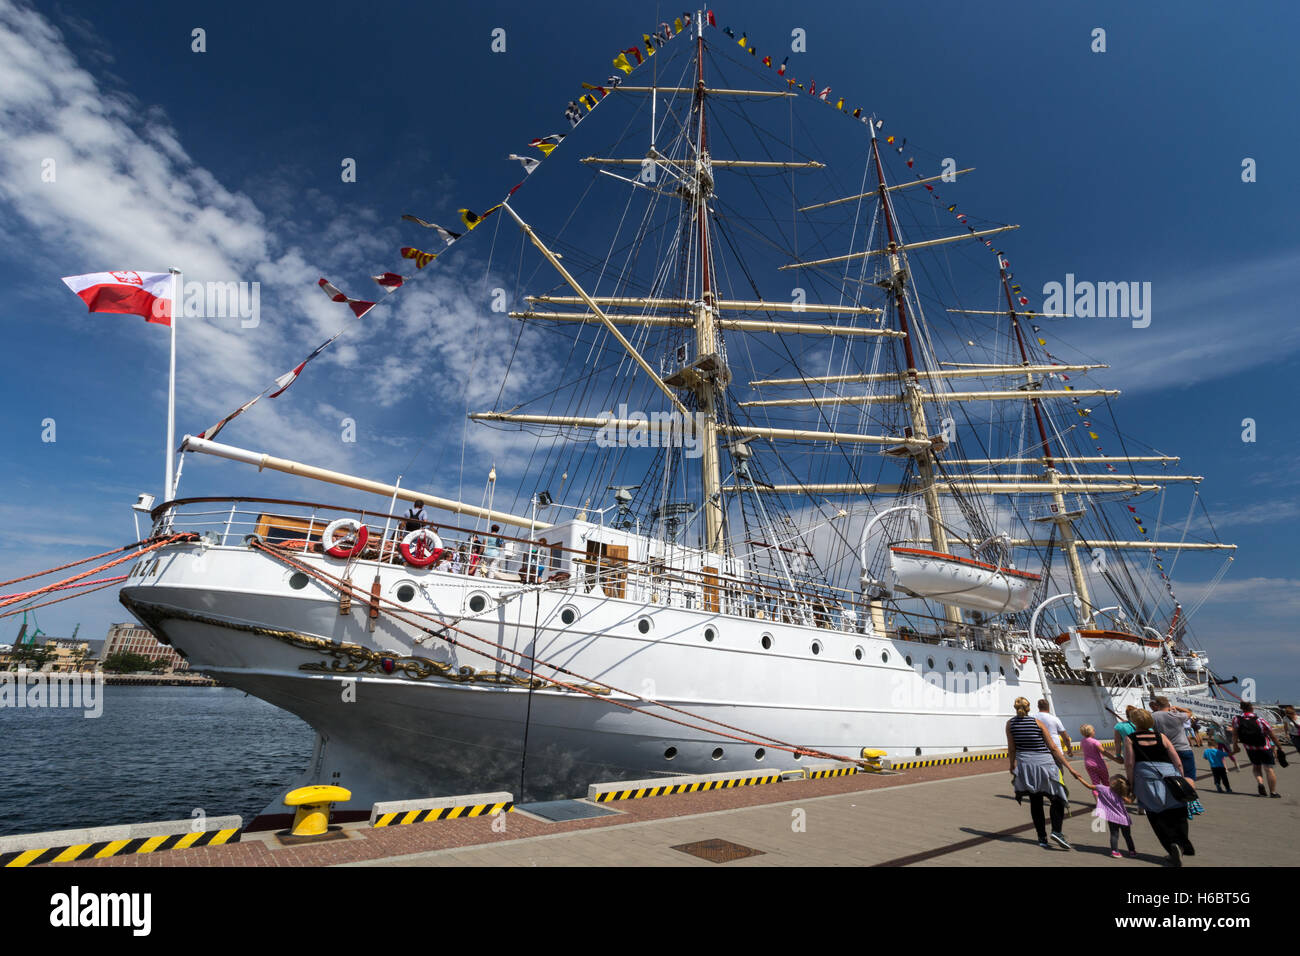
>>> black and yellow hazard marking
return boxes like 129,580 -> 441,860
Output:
372,801 -> 512,828
594,773 -> 784,803
0,827 -> 241,868
890,737 -> 1113,772
804,766 -> 859,780
891,751 -> 1008,771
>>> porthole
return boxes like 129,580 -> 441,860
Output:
810,640 -> 822,656
761,633 -> 773,650
926,657 -> 935,669
999,666 -> 1006,677
467,593 -> 488,613
915,747 -> 922,756
854,647 -> 864,661
793,752 -> 802,761
664,747 -> 678,760
395,584 -> 416,603
704,627 -> 716,642
984,665 -> 991,676
637,617 -> 652,634
755,748 -> 766,760
906,655 -> 913,667
288,572 -> 309,590
879,650 -> 887,663
711,747 -> 724,760
966,662 -> 974,672
560,606 -> 577,626
947,660 -> 955,671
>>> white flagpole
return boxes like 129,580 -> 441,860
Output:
166,267 -> 181,500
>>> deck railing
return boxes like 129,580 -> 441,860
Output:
149,496 -> 1020,653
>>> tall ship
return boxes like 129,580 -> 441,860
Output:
119,12 -> 1238,824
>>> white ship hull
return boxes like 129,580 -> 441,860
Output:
119,540 -> 1166,824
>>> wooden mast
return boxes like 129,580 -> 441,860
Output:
998,268 -> 1095,622
692,15 -> 725,555
868,123 -> 961,627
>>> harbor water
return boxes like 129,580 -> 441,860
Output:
0,685 -> 313,837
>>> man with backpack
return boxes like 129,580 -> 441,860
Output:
1230,701 -> 1281,798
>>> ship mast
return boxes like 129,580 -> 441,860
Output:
690,14 -> 725,554
998,270 -> 1094,623
868,123 -> 961,627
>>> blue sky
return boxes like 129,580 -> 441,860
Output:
1,1 -> 1296,697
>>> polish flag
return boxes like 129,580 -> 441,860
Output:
61,271 -> 173,326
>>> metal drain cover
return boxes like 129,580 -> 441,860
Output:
671,838 -> 765,863
514,799 -> 621,822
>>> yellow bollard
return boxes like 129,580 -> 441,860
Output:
860,748 -> 889,772
283,785 -> 352,837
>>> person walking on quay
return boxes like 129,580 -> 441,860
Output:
1095,774 -> 1138,858
1080,724 -> 1110,787
1209,723 -> 1241,773
1008,697 -> 1095,850
1151,696 -> 1197,781
1035,699 -> 1071,754
1124,708 -> 1196,867
1230,701 -> 1282,798
1283,706 -> 1300,757
1109,706 -> 1137,767
1204,740 -> 1232,794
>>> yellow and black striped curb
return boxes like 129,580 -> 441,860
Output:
805,766 -> 860,780
594,772 -> 784,802
890,739 -> 1113,771
891,751 -> 1008,771
372,802 -> 513,827
0,828 -> 241,868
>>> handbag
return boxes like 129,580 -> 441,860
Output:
1277,747 -> 1289,768
1164,775 -> 1195,803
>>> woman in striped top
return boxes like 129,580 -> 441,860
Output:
1008,696 -> 1095,849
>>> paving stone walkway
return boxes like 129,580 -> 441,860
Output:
54,752 -> 1298,867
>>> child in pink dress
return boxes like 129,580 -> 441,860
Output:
1095,775 -> 1137,857
1080,724 -> 1110,786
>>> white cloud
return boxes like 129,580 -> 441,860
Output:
0,0 -> 538,480
1042,248 -> 1300,396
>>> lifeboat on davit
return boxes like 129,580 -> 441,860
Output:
887,546 -> 1042,614
1054,628 -> 1165,673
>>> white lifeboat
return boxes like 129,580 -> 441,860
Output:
887,546 -> 1041,613
1055,628 -> 1165,673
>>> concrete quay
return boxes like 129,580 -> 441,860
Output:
46,750 -> 1300,868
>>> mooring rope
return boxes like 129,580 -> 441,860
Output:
0,534 -> 194,611
0,578 -> 125,620
252,540 -> 866,767
0,538 -> 164,590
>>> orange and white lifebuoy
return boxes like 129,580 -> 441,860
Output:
323,518 -> 369,559
400,528 -> 444,567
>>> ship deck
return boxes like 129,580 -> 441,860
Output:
45,751 -> 1298,868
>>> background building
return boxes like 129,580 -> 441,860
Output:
103,622 -> 189,672
0,638 -> 93,672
